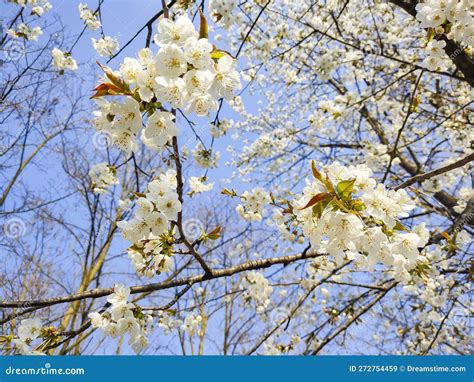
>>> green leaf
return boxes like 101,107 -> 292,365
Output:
211,50 -> 226,60
393,221 -> 408,231
336,179 -> 356,201
221,188 -> 238,197
351,199 -> 366,211
330,198 -> 349,212
312,198 -> 331,218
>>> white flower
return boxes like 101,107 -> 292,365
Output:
92,36 -> 119,57
392,233 -> 423,263
118,217 -> 149,243
103,323 -> 120,338
13,339 -> 32,355
31,6 -> 44,16
145,211 -> 170,236
192,143 -> 220,168
17,318 -> 42,341
155,44 -> 188,78
183,37 -> 214,69
189,176 -> 214,194
51,48 -> 78,71
426,40 -> 446,57
88,163 -> 119,194
120,48 -> 153,86
107,284 -> 131,305
154,14 -> 196,47
110,302 -> 135,321
88,312 -> 106,329
210,55 -> 242,100
129,334 -> 149,353
181,314 -> 202,334
153,253 -> 173,273
117,316 -> 141,337
135,61 -> 158,102
183,69 -> 215,95
209,0 -> 239,28
136,197 -> 154,217
185,93 -> 219,116
210,118 -> 233,138
154,77 -> 185,108
361,184 -> 412,229
142,111 -> 178,150
155,193 -> 182,221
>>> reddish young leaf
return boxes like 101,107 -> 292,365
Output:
90,82 -> 123,99
299,192 -> 332,210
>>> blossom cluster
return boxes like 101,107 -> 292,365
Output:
416,0 -> 474,47
209,0 -> 240,29
181,314 -> 203,336
8,3 -> 47,38
9,0 -> 51,13
241,271 -> 273,313
91,13 -> 241,154
88,162 -> 119,194
92,36 -> 120,57
124,13 -> 241,107
188,176 -> 214,195
89,284 -> 153,353
51,3 -> 119,71
93,97 -> 142,152
416,1 -> 474,70
80,3 -> 119,58
118,170 -> 179,276
422,39 -> 448,71
236,187 -> 271,222
292,161 -> 428,275
7,0 -> 51,40
192,143 -> 220,168
51,48 -> 78,72
78,2 -> 101,30
7,23 -> 43,41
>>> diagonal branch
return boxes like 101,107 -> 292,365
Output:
395,153 -> 474,190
